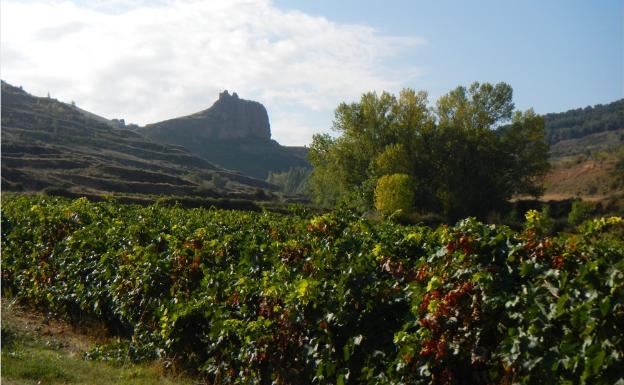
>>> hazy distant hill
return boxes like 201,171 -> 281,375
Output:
137,90 -> 310,179
1,81 -> 277,201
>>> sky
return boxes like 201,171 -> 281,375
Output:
1,0 -> 622,146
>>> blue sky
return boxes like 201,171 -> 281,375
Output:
275,0 -> 623,114
1,0 -> 621,145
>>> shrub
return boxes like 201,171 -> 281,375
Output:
374,174 -> 414,218
568,200 -> 594,225
211,173 -> 226,189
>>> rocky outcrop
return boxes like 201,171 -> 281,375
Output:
137,90 -> 310,179
142,90 -> 271,141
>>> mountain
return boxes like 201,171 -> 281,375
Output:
1,81 -> 277,203
137,90 -> 310,179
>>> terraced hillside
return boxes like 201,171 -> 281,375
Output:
1,81 -> 277,202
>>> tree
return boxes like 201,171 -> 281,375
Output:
266,167 -> 311,195
308,82 -> 550,220
309,89 -> 433,209
308,133 -> 343,206
436,82 -> 514,130
498,109 -> 550,196
374,174 -> 415,218
429,83 -> 549,218
371,143 -> 411,177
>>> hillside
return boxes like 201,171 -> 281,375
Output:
0,81 -> 277,202
544,98 -> 624,144
540,99 -> 624,201
542,150 -> 623,200
138,91 -> 309,179
549,128 -> 624,158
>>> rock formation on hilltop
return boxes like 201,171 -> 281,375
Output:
138,91 -> 309,179
142,90 -> 271,141
212,91 -> 271,140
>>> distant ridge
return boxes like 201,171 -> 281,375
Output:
544,98 -> 623,145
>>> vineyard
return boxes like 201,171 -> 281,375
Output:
1,194 -> 623,385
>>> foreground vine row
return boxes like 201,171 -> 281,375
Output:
1,195 -> 623,384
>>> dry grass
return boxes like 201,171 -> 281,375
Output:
541,153 -> 621,200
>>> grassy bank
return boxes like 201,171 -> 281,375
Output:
1,299 -> 192,385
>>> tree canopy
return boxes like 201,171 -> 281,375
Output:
308,82 -> 550,220
544,98 -> 623,143
374,173 -> 415,218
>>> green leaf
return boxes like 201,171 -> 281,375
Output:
599,297 -> 611,317
582,347 -> 605,380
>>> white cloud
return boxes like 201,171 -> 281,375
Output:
1,0 -> 425,145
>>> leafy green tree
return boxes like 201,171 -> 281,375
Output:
431,84 -> 549,218
309,89 -> 432,208
308,82 -> 550,220
499,109 -> 550,196
436,82 -> 514,130
308,133 -> 343,206
266,167 -> 311,195
371,143 -> 412,177
374,173 -> 415,217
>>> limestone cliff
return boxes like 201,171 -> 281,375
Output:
137,91 -> 310,179
142,90 -> 271,141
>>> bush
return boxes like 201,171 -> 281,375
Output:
374,174 -> 414,218
211,173 -> 226,189
407,212 -> 446,227
568,200 -> 594,225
